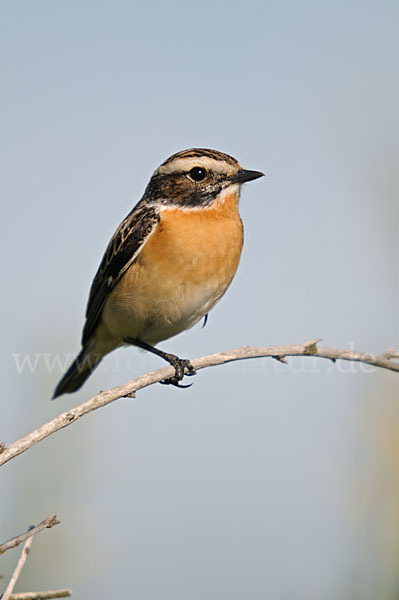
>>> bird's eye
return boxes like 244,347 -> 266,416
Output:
188,167 -> 207,182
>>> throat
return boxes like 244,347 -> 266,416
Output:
209,184 -> 240,214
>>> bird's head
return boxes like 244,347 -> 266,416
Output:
144,148 -> 264,209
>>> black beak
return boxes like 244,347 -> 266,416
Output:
232,169 -> 265,184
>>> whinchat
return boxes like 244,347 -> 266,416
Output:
53,148 -> 263,398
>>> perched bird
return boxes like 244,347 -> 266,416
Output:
53,148 -> 263,398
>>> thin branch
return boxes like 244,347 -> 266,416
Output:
1,339 -> 398,468
10,590 -> 71,600
0,515 -> 59,555
2,536 -> 33,600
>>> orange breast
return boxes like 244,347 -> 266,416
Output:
102,189 -> 244,344
147,190 -> 243,285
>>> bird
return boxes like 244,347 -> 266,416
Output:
53,148 -> 264,398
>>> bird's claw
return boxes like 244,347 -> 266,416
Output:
160,356 -> 196,387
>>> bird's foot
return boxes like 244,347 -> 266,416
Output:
160,354 -> 196,388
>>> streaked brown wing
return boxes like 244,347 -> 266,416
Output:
82,202 -> 160,346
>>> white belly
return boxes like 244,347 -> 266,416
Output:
102,275 -> 229,346
140,280 -> 226,345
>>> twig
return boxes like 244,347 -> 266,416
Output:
10,590 -> 71,599
1,339 -> 398,468
2,536 -> 33,600
0,516 -> 59,555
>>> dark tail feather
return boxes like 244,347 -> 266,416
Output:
52,347 -> 103,399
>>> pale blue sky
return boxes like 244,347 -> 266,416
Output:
1,1 -> 399,598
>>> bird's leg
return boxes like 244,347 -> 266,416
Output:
124,338 -> 196,387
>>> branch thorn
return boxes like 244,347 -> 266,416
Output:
272,355 -> 287,364
303,338 -> 321,355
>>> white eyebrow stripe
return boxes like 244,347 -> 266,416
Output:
156,156 -> 239,176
